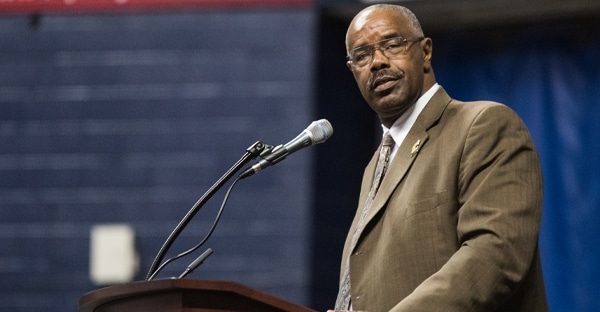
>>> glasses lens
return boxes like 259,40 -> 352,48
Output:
352,47 -> 372,67
350,37 -> 409,68
382,37 -> 407,56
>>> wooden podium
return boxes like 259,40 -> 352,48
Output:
78,279 -> 317,312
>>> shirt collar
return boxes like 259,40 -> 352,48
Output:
382,83 -> 440,158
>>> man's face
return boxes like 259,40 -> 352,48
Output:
346,9 -> 427,127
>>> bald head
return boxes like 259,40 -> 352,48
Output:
346,4 -> 424,53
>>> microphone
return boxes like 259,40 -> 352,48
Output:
178,248 -> 213,279
239,119 -> 333,178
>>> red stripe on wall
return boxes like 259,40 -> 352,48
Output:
0,0 -> 313,14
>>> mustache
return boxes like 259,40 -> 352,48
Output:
368,69 -> 404,90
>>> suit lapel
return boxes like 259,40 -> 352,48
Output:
352,87 -> 453,249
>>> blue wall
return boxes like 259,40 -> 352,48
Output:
2,6 -> 599,312
0,9 -> 316,311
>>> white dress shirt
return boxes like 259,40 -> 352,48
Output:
383,83 -> 440,161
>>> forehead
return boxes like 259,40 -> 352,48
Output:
348,9 -> 410,48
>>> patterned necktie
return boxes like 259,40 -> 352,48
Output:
335,132 -> 395,310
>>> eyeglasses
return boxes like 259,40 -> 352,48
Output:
346,36 -> 424,68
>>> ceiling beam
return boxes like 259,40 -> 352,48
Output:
324,0 -> 600,31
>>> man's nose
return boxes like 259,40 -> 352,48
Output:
370,48 -> 390,70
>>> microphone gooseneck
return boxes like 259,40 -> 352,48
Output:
146,120 -> 333,280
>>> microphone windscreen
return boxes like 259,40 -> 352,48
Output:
307,119 -> 333,144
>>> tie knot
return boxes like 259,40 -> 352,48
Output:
382,132 -> 394,148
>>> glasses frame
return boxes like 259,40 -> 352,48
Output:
346,36 -> 425,68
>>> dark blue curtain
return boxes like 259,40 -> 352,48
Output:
434,21 -> 600,312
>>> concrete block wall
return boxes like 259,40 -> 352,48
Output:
0,8 -> 316,311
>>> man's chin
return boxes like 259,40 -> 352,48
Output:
370,94 -> 401,112
371,96 -> 413,122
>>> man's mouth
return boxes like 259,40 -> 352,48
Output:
371,76 -> 398,91
372,77 -> 397,91
369,70 -> 403,92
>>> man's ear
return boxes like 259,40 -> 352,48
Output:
346,61 -> 353,71
422,37 -> 433,64
421,38 -> 433,73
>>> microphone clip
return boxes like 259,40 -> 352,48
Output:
258,143 -> 277,158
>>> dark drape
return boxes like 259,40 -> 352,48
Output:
433,20 -> 600,312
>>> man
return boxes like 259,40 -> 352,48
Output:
330,4 -> 548,312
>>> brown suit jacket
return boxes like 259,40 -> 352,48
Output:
341,87 -> 548,312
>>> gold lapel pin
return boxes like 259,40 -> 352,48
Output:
411,139 -> 421,156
